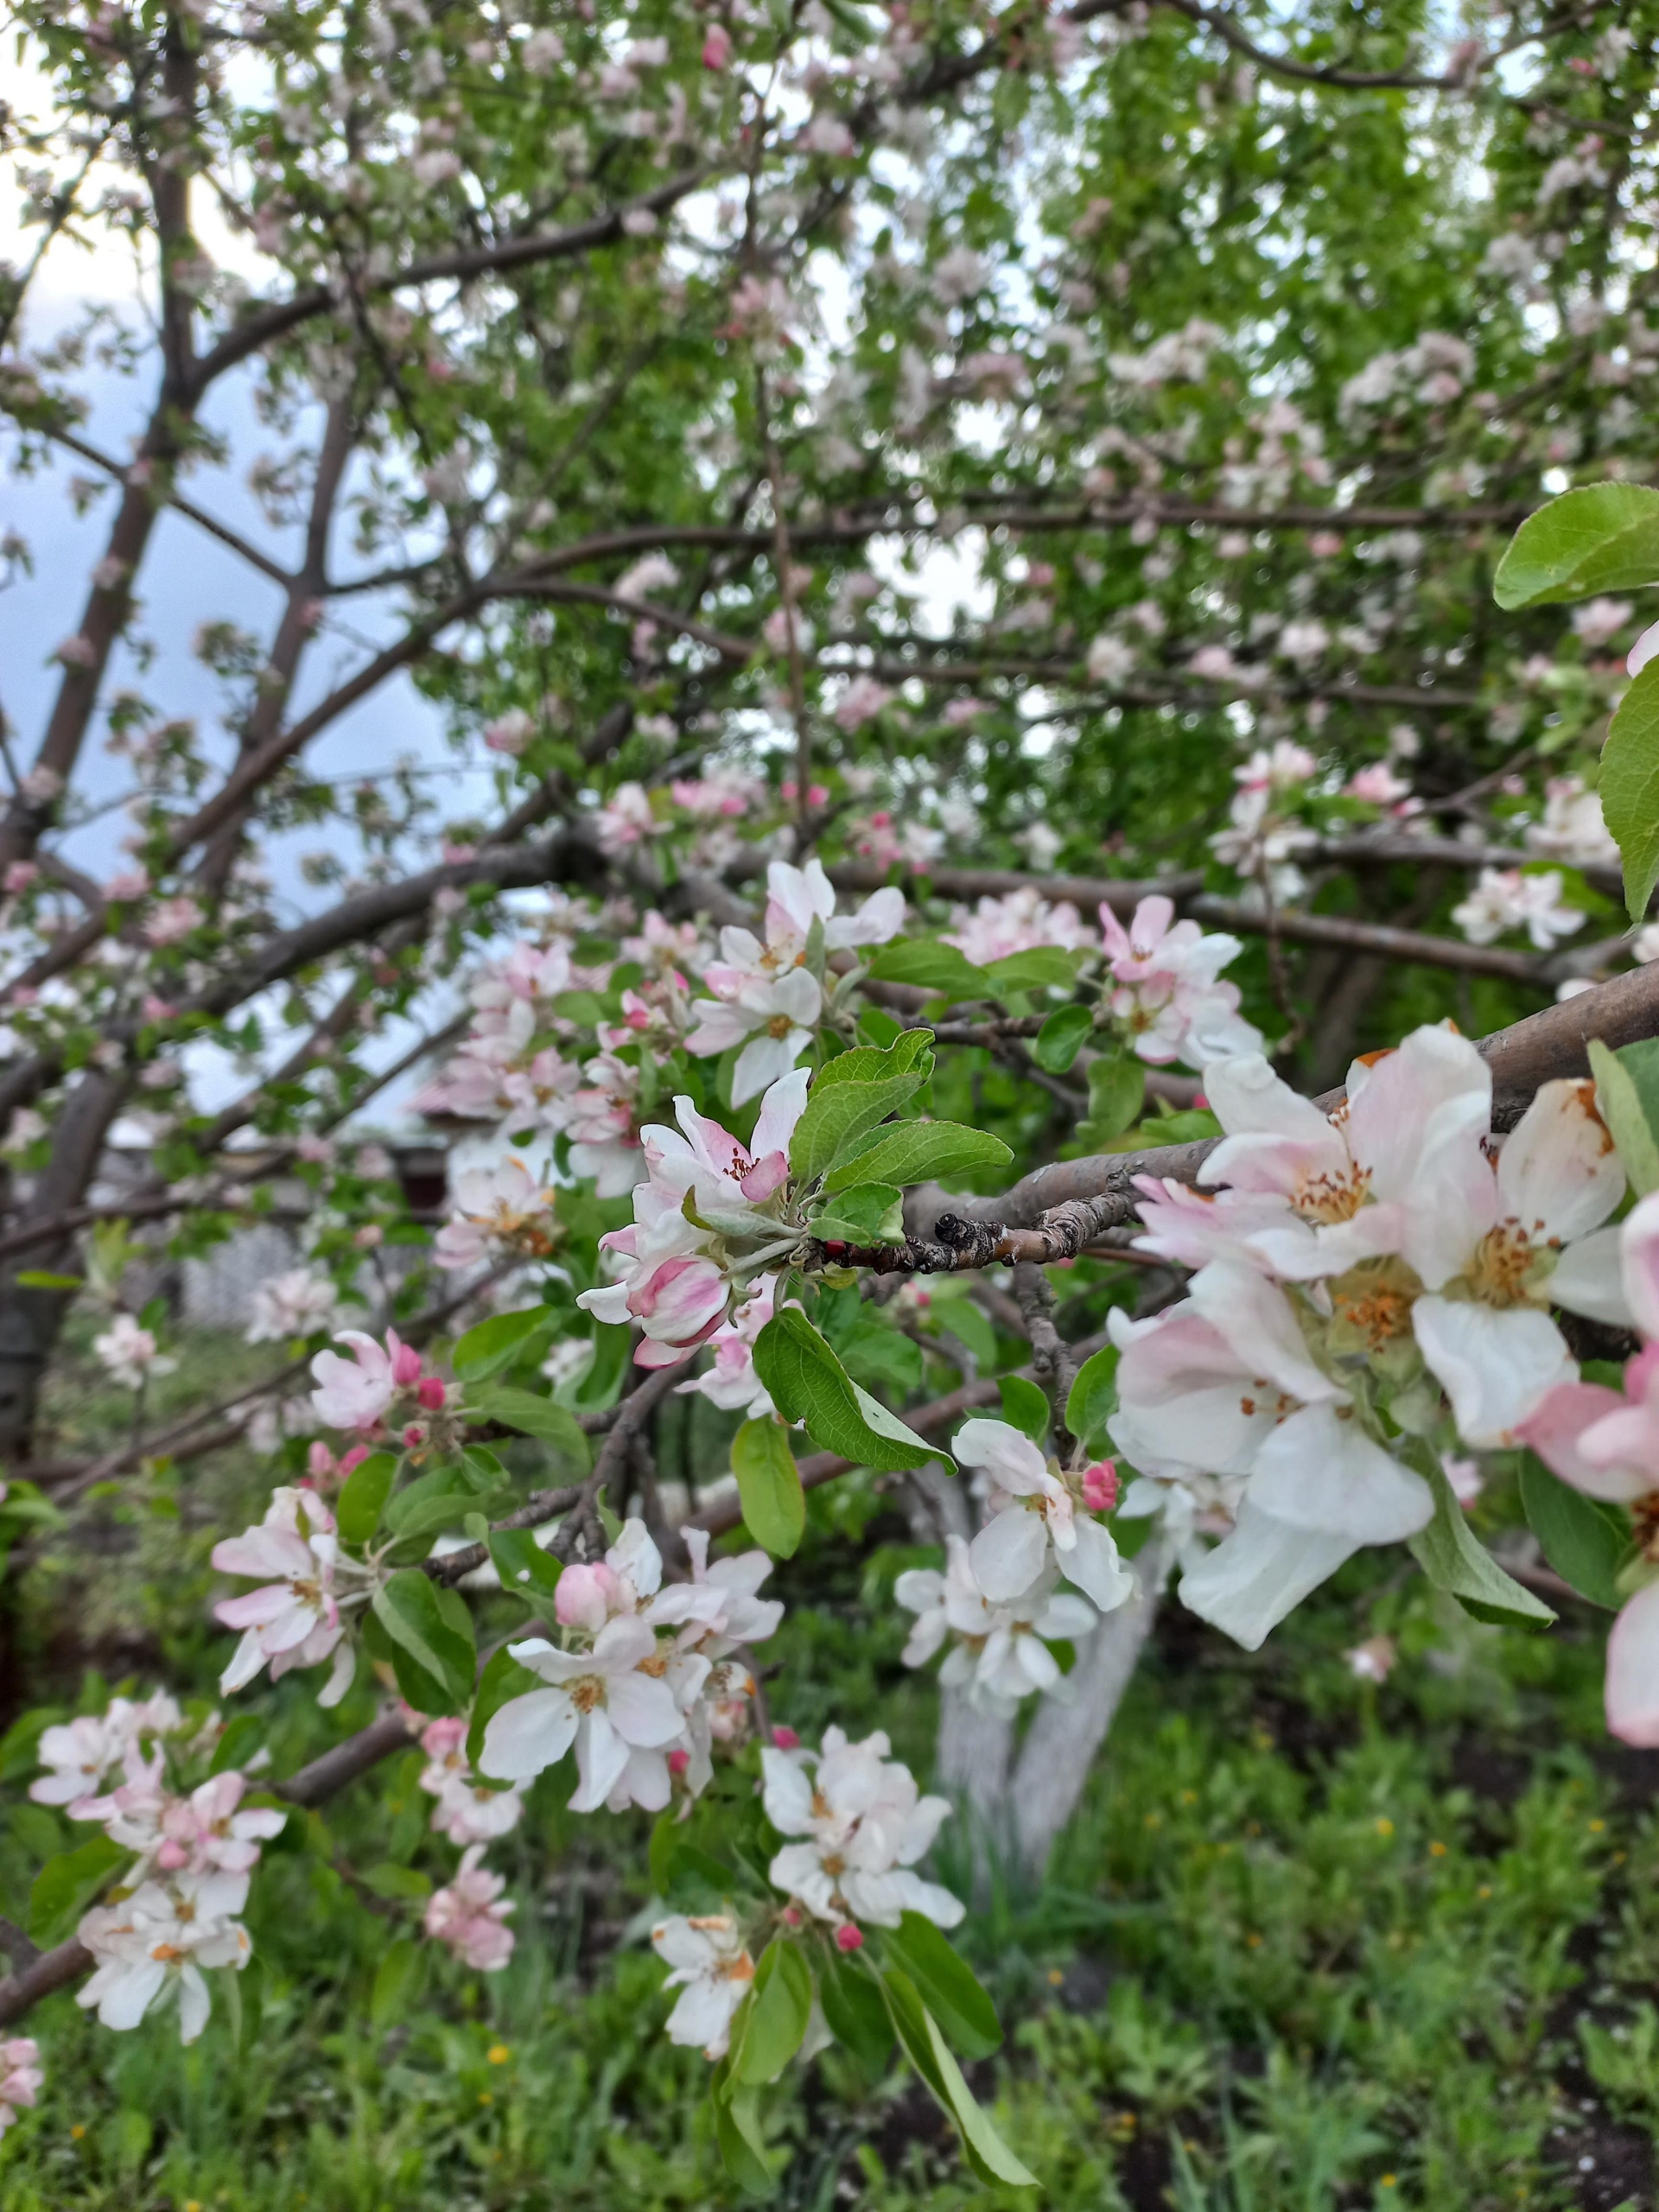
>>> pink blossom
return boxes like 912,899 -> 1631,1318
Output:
702,24 -> 732,67
0,2037 -> 42,2138
309,1327 -> 423,1430
424,1845 -> 516,1970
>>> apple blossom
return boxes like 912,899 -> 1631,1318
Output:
480,1616 -> 686,1808
0,2038 -> 41,2139
92,1313 -> 177,1390
652,1914 -> 756,2058
245,1268 -> 340,1344
761,1727 -> 963,1930
953,1418 -> 1135,1613
424,1846 -> 516,1970
78,1876 -> 253,2043
212,1485 -> 366,1704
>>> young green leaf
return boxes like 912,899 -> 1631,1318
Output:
452,1306 -> 553,1381
998,1374 -> 1052,1445
27,1833 -> 127,1946
880,1967 -> 1037,2189
1599,660 -> 1659,918
1588,1038 -> 1659,1196
712,2081 -> 775,2196
1519,1455 -> 1626,1611
471,1383 -> 593,1468
865,937 -> 991,1001
982,946 -> 1084,996
732,1938 -> 814,2085
819,1948 -> 894,2078
881,1911 -> 1002,2059
372,1570 -> 478,1714
1065,1344 -> 1120,1454
335,1451 -> 397,1545
370,1937 -> 428,2031
1492,482 -> 1659,609
486,1527 -> 564,1601
731,1417 -> 807,1557
821,1120 -> 1012,1193
810,1181 -> 906,1245
1033,1003 -> 1094,1073
789,1058 -> 930,1183
1078,1052 -> 1146,1146
1407,1454 -> 1556,1630
753,1310 -> 952,1472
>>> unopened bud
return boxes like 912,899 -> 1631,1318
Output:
772,1726 -> 800,1751
667,1748 -> 690,1777
416,1375 -> 446,1411
1081,1459 -> 1118,1514
834,1923 -> 864,1952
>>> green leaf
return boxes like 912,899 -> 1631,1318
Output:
467,1646 -> 543,1768
822,1120 -> 1013,1193
473,1384 -> 592,1468
882,1912 -> 1001,2060
834,1312 -> 925,1394
227,1955 -> 264,2057
335,1451 -> 397,1545
1065,1344 -> 1120,1455
733,1938 -> 814,2085
28,1833 -> 127,1945
880,1968 -> 1037,2189
810,1182 -> 906,1245
789,1043 -> 931,1182
372,1571 -> 478,1714
997,1374 -> 1052,1445
385,1468 -> 508,1541
819,1948 -> 894,2078
1078,1052 -> 1147,1146
753,1310 -> 951,1472
567,1322 -> 629,1412
1599,659 -> 1659,918
1588,1038 -> 1659,1195
209,1711 -> 268,1777
370,1937 -> 427,2029
982,946 -> 1084,996
1407,1454 -> 1556,1630
452,1306 -> 550,1382
732,1417 -> 806,1557
1492,483 -> 1659,608
487,1528 -> 564,1600
1033,1004 -> 1094,1073
360,1861 -> 432,1902
1520,1455 -> 1626,1611
13,1271 -> 83,1290
865,938 -> 990,1001
712,2079 -> 775,2196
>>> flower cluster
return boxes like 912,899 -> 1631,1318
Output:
480,1518 -> 780,1812
0,2040 -> 41,2139
32,1698 -> 277,2046
1112,1024 -> 1629,1649
1451,866 -> 1584,950
896,1419 -> 1133,1711
309,1325 -> 462,1451
1099,894 -> 1263,1069
576,1074 -> 810,1369
211,1484 -> 375,1706
687,860 -> 904,1103
651,1725 -> 966,2062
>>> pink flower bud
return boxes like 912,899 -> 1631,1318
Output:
338,1443 -> 370,1477
1081,1459 -> 1119,1514
667,1748 -> 690,1776
307,1440 -> 338,1481
156,1839 -> 190,1870
556,1560 -> 621,1630
772,1726 -> 800,1750
416,1376 -> 447,1411
403,1423 -> 429,1448
780,1904 -> 803,1928
702,24 -> 731,67
834,1923 -> 864,1952
389,1335 -> 424,1387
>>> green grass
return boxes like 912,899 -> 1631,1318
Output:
3,1337 -> 1656,2210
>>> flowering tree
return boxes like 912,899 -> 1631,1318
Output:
5,0 -> 1659,2188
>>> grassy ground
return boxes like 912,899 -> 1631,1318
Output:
3,1331 -> 1657,2211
